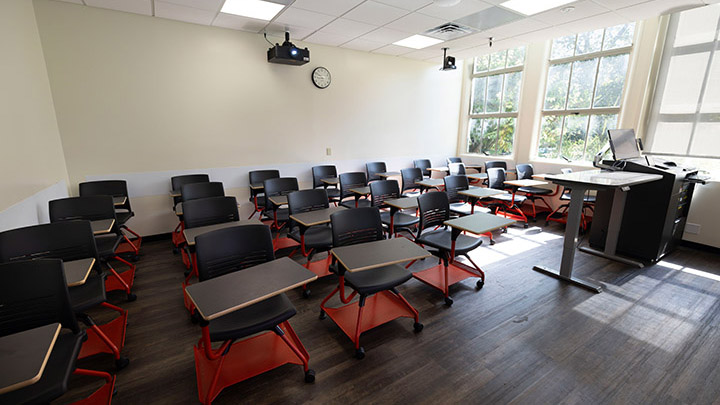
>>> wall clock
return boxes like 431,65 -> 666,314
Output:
312,67 -> 331,89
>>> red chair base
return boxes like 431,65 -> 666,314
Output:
105,261 -> 135,295
322,290 -> 416,346
194,321 -> 309,404
71,369 -> 115,405
306,255 -> 332,278
413,262 -> 484,298
115,235 -> 141,255
79,305 -> 127,360
273,236 -> 299,251
172,222 -> 186,248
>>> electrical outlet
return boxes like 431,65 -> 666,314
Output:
326,147 -> 332,156
685,223 -> 701,235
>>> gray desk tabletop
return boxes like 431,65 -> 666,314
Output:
0,323 -> 61,395
505,179 -> 548,187
467,173 -> 488,180
531,173 -> 556,180
331,237 -> 431,273
170,189 -> 181,197
64,258 -> 95,287
289,206 -> 346,227
183,219 -> 263,246
350,186 -> 371,195
384,197 -> 418,210
377,172 -> 401,178
175,202 -> 183,216
458,188 -> 507,199
416,178 -> 444,188
249,183 -> 264,190
91,219 -> 114,235
321,178 -> 339,185
185,257 -> 317,321
113,196 -> 127,206
444,212 -> 516,235
545,170 -> 663,189
268,195 -> 288,206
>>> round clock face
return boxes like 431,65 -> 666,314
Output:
312,67 -> 331,89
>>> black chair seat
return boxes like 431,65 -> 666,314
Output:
289,226 -> 333,250
209,294 -> 296,342
115,211 -> 133,226
68,274 -> 106,313
416,229 -> 483,255
518,186 -> 552,195
343,264 -> 412,296
379,211 -> 419,228
449,202 -> 474,216
0,331 -> 84,405
559,193 -> 596,203
263,207 -> 289,221
94,234 -> 121,258
325,188 -> 341,199
493,194 -> 527,204
340,199 -> 371,209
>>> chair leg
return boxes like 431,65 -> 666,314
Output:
354,295 -> 366,357
71,368 -> 116,405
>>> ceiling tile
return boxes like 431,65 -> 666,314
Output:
322,18 -> 378,37
372,44 -> 414,55
532,0 -> 612,25
374,0 -> 433,11
482,18 -> 549,39
403,48 -> 442,60
305,31 -> 355,46
385,12 -> 446,33
359,26 -> 411,42
340,37 -> 386,51
454,6 -> 524,30
511,25 -> 572,43
439,32 -> 495,51
158,0 -> 224,12
263,23 -> 316,40
615,0 -> 704,20
417,0 -> 493,21
343,1 -> 409,25
589,0 -> 649,10
212,13 -> 268,32
155,1 -> 217,25
557,11 -> 628,33
84,0 -> 152,15
290,0 -> 365,16
274,7 -> 336,30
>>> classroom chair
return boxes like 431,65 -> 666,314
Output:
365,161 -> 387,182
448,162 -> 466,176
171,174 -> 210,248
443,175 -> 475,216
447,157 -> 462,165
546,168 -> 595,231
486,168 -> 529,228
49,196 -> 137,301
413,192 -> 485,306
263,177 -> 301,251
370,180 -> 419,238
248,170 -> 280,220
515,163 -> 554,221
288,189 -> 333,298
413,159 -> 432,179
0,259 -> 115,405
339,172 -> 371,208
312,165 -> 340,204
79,179 -> 141,258
177,182 -> 226,268
193,225 -> 314,404
320,207 -> 422,359
0,221 -> 130,370
400,168 -> 423,197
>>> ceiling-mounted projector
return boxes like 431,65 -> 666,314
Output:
267,32 -> 309,65
441,47 -> 456,71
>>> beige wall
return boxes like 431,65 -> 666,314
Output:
0,0 -> 68,213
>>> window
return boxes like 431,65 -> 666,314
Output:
645,4 -> 720,160
537,23 -> 635,162
467,47 -> 525,156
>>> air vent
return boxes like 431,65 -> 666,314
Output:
424,23 -> 477,41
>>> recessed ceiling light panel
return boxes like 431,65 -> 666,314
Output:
221,0 -> 285,21
500,0 -> 576,16
394,35 -> 444,49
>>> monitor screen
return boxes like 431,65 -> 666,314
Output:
608,129 -> 641,160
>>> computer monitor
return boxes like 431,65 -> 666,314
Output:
608,129 -> 641,160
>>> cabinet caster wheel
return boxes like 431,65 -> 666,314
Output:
413,322 -> 424,332
444,297 -> 453,306
115,356 -> 130,370
476,280 -> 484,290
355,347 -> 365,359
305,369 -> 316,383
302,289 -> 311,299
319,310 -> 326,320
126,293 -> 137,302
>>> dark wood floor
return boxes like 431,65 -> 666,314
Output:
61,223 -> 720,404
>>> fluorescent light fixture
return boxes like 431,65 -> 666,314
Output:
500,0 -> 576,16
221,0 -> 285,21
394,35 -> 444,49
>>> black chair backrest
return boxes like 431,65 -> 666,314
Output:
287,189 -> 329,230
366,162 -> 387,182
447,157 -> 462,164
443,175 -> 469,203
370,180 -> 400,207
181,182 -> 225,203
485,160 -> 507,172
263,177 -> 299,198
172,174 -> 210,191
249,170 -> 280,188
0,221 -> 99,265
182,196 -> 239,229
401,168 -> 423,192
417,191 -> 450,236
0,259 -> 80,337
195,224 -> 274,282
79,180 -> 131,212
339,172 -> 367,200
449,162 -> 466,176
49,196 -> 116,224
413,159 -> 431,177
312,166 -> 337,189
330,207 -> 384,247
516,164 -> 534,180
487,168 -> 506,190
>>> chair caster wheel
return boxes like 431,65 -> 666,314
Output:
444,297 -> 453,306
302,289 -> 311,299
126,293 -> 137,302
502,227 -> 508,233
489,239 -> 495,245
304,369 -> 316,383
413,322 -> 424,333
544,222 -> 549,226
131,255 -> 140,262
115,356 -> 130,370
183,270 -> 191,277
355,347 -> 365,359
173,247 -> 179,254
476,280 -> 484,290
524,223 -> 529,228
113,388 -> 118,396
190,311 -> 200,324
319,310 -> 326,320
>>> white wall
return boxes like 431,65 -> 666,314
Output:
33,0 -> 463,236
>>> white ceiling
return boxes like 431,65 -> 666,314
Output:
54,0 -> 715,62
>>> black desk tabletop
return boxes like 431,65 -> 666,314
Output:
331,238 -> 431,272
321,178 -> 339,185
112,196 -> 127,206
349,186 -> 371,195
289,206 -> 346,227
185,257 -> 317,321
384,197 -> 418,210
64,258 -> 95,287
0,323 -> 61,395
91,219 -> 114,235
458,188 -> 507,199
444,212 -> 515,235
183,219 -> 263,246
